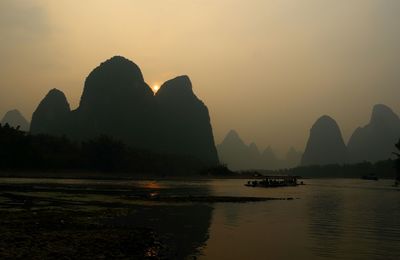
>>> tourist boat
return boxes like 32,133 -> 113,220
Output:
245,176 -> 302,188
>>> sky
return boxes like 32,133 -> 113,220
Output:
1,0 -> 400,156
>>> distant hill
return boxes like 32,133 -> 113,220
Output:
217,130 -> 302,170
1,109 -> 30,131
30,89 -> 71,135
297,104 -> 400,167
30,56 -> 219,165
301,115 -> 347,166
285,147 -> 303,168
261,146 -> 278,169
272,160 -> 396,179
217,130 -> 262,170
348,104 -> 400,163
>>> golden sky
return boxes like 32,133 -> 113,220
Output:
1,0 -> 400,155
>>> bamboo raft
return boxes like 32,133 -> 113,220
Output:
245,176 -> 303,188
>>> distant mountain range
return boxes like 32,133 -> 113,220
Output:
301,104 -> 400,166
217,130 -> 302,170
30,56 -> 219,165
347,104 -> 400,163
219,103 -> 400,170
1,109 -> 30,131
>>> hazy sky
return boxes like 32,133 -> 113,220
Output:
1,0 -> 400,155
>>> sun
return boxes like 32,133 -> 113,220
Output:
152,85 -> 160,93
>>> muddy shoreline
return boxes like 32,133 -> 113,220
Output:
0,181 -> 292,259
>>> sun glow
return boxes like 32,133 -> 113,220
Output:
152,85 -> 160,93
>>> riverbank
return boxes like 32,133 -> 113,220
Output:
0,208 -> 162,259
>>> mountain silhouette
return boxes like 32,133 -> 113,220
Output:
30,56 -> 218,165
261,146 -> 279,169
30,89 -> 71,135
1,109 -> 30,131
217,130 -> 300,170
347,104 -> 400,163
70,56 -> 156,148
301,115 -> 347,166
155,76 -> 218,164
248,142 -> 262,168
217,130 -> 268,170
285,147 -> 302,168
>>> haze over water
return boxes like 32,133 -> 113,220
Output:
1,0 -> 400,153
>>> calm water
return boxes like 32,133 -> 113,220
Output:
198,179 -> 400,260
1,178 -> 399,259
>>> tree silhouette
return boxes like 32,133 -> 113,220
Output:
81,135 -> 128,172
0,123 -> 210,175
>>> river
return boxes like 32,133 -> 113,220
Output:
0,178 -> 399,259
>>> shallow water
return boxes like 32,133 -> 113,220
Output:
1,178 -> 399,259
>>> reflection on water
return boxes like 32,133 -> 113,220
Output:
307,189 -> 344,258
199,179 -> 400,260
110,203 -> 213,259
305,180 -> 400,260
0,178 -> 399,259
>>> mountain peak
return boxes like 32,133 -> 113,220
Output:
310,115 -> 343,137
156,75 -> 194,99
262,146 -> 275,155
370,104 -> 399,125
3,109 -> 22,118
227,129 -> 239,138
249,142 -> 258,149
348,104 -> 400,163
248,142 -> 260,154
99,56 -> 143,80
301,115 -> 347,166
314,115 -> 337,127
1,109 -> 30,131
79,56 -> 152,110
47,88 -> 67,98
222,130 -> 243,144
30,89 -> 71,135
372,103 -> 393,113
218,130 -> 247,153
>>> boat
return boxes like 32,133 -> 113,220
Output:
245,176 -> 302,188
